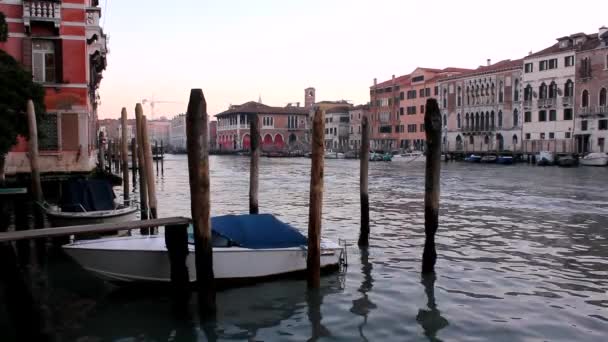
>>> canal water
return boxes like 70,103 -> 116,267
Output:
3,155 -> 608,341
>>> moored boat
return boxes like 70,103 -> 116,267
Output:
63,214 -> 344,283
496,155 -> 514,165
480,155 -> 497,163
465,154 -> 481,162
557,154 -> 578,167
398,151 -> 425,162
536,151 -> 555,166
324,151 -> 345,159
579,152 -> 608,166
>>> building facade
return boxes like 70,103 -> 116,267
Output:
368,75 -> 403,151
215,102 -> 308,152
348,104 -> 369,149
522,36 -> 578,154
574,27 -> 608,153
170,114 -> 186,152
440,60 -> 523,153
1,0 -> 107,175
324,106 -> 351,150
147,118 -> 170,147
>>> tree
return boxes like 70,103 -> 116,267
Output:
0,12 -> 46,182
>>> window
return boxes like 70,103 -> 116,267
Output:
407,124 -> 417,133
565,55 -> 574,67
539,110 -> 547,122
524,85 -> 533,101
564,108 -> 573,120
400,92 -> 404,100
549,132 -> 555,139
498,81 -> 504,103
539,83 -> 547,99
412,75 -> 424,82
539,60 -> 548,71
442,88 -> 447,108
524,111 -> 532,122
379,125 -> 392,133
434,86 -> 439,96
549,82 -> 557,99
457,113 -> 461,128
498,111 -> 503,128
582,90 -> 589,108
524,63 -> 533,73
407,90 -> 417,99
420,123 -> 425,132
407,106 -> 416,115
457,86 -> 462,106
425,88 -> 431,97
514,79 -> 520,101
443,114 -> 447,127
580,57 -> 591,78
420,105 -> 425,114
540,133 -> 546,139
32,40 -> 56,83
263,116 -> 274,127
513,109 -> 519,127
600,88 -> 607,106
581,120 -> 588,131
419,89 -> 425,97
548,58 -> 557,69
395,125 -> 400,132
564,80 -> 574,97
549,110 -> 556,121
525,133 -> 531,140
599,119 -> 608,130
38,113 -> 58,150
565,132 -> 571,138
400,107 -> 404,116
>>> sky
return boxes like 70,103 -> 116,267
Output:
97,0 -> 608,120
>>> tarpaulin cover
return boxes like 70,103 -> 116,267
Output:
188,214 -> 307,249
60,179 -> 116,212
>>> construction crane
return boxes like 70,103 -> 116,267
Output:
141,98 -> 184,119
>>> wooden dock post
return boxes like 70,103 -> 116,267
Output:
185,89 -> 215,313
142,115 -> 158,228
249,113 -> 260,214
121,108 -> 130,205
358,116 -> 370,247
165,223 -> 190,300
307,108 -> 324,288
26,100 -> 43,204
135,104 -> 149,234
131,137 -> 137,185
99,133 -> 106,172
422,99 -> 442,275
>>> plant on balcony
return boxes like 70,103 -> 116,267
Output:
0,20 -> 45,182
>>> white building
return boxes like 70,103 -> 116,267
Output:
324,106 -> 351,150
348,105 -> 369,149
170,114 -> 187,152
522,36 -> 578,154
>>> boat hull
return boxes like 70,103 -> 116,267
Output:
63,236 -> 343,283
580,153 -> 608,166
45,206 -> 139,228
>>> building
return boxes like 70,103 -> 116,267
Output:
324,106 -> 351,150
369,75 -> 404,151
522,35 -> 578,154
209,120 -> 217,151
169,114 -> 186,153
98,118 -> 135,143
440,60 -> 523,153
574,27 -> 608,153
348,104 -> 370,149
1,0 -> 108,176
215,102 -> 308,152
146,118 -> 170,147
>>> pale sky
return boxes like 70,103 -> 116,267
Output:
98,0 -> 608,120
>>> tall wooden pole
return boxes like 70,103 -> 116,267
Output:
141,114 -> 158,229
135,104 -> 149,234
358,115 -> 370,247
26,100 -> 43,203
131,137 -> 137,185
185,89 -> 215,312
99,133 -> 106,172
249,113 -> 259,214
422,99 -> 442,274
307,108 -> 324,288
121,108 -> 130,205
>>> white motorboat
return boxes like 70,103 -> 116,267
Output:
579,152 -> 608,166
536,151 -> 555,166
42,203 -> 138,227
63,214 -> 344,283
399,151 -> 425,162
324,151 -> 345,159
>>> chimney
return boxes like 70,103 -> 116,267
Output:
373,78 -> 377,86
296,102 -> 300,107
487,59 -> 491,66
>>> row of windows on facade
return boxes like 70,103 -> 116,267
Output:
524,132 -> 573,140
441,80 -> 521,109
523,80 -> 575,101
524,56 -> 574,73
378,124 -> 425,134
522,109 -> 574,123
325,117 -> 350,124
218,115 -> 301,129
458,110 -> 519,130
579,119 -> 608,131
371,86 -> 439,107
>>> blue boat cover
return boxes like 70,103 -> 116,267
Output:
188,214 -> 307,249
60,179 -> 115,212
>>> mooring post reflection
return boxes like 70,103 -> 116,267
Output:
350,247 -> 377,341
417,273 -> 449,341
306,287 -> 331,341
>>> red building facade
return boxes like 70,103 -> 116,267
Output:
0,0 -> 107,175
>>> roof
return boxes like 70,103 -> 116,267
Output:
326,106 -> 351,114
371,67 -> 471,89
440,59 -> 524,81
216,101 -> 308,117
350,104 -> 370,111
526,33 -> 600,59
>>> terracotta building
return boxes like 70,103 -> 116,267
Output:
1,0 -> 107,176
368,75 -> 404,150
574,27 -> 608,153
439,60 -> 523,153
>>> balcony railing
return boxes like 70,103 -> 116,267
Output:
23,1 -> 61,28
562,96 -> 573,107
537,98 -> 556,108
579,105 -> 608,116
460,125 -> 496,133
523,100 -> 533,109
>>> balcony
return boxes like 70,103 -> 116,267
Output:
579,105 -> 608,117
23,1 -> 61,28
537,98 -> 556,108
523,100 -> 533,109
562,96 -> 573,107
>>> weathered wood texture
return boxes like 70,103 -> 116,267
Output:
185,89 -> 216,311
422,99 -> 442,274
358,115 -> 370,247
131,137 -> 137,184
249,113 -> 260,214
141,114 -> 158,225
307,108 -> 324,288
135,104 -> 149,234
121,108 -> 130,203
26,100 -> 43,203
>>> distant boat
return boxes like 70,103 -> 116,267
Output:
324,151 -> 345,159
579,152 -> 608,166
557,154 -> 578,167
536,151 -> 555,166
369,151 -> 391,162
480,155 -> 497,163
465,154 -> 481,162
496,155 -> 514,165
399,151 -> 425,162
63,214 -> 344,283
344,150 -> 359,159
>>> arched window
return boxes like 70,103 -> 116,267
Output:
549,82 -> 557,99
539,83 -> 547,99
465,113 -> 469,129
484,135 -> 490,145
466,86 -> 470,105
564,79 -> 574,97
491,111 -> 495,128
514,79 -> 520,102
498,110 -> 503,128
443,88 -> 448,108
524,85 -> 533,101
469,135 -> 474,145
443,114 -> 447,127
582,89 -> 589,108
457,86 -> 462,106
513,135 -> 518,147
485,112 -> 490,131
600,88 -> 607,107
498,81 -> 503,103
513,109 -> 519,127
457,113 -> 461,129
479,112 -> 483,130
475,112 -> 480,130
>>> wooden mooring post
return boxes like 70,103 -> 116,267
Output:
131,137 -> 137,185
121,108 -> 130,205
185,89 -> 216,313
249,113 -> 260,214
142,115 -> 158,229
358,115 -> 370,247
26,100 -> 43,204
135,104 -> 149,234
307,108 -> 324,288
422,99 -> 442,274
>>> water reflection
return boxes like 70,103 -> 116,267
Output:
416,274 -> 449,341
350,247 -> 377,341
